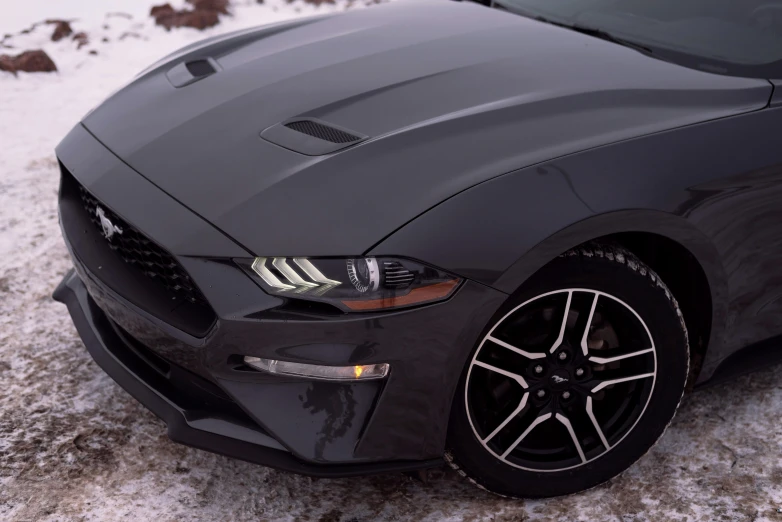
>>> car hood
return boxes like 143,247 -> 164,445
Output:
82,0 -> 772,257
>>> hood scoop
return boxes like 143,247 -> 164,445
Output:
261,118 -> 367,156
166,58 -> 220,88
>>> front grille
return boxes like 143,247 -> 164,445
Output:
78,185 -> 208,305
284,120 -> 361,144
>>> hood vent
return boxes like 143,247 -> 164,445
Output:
284,120 -> 362,144
185,59 -> 216,78
261,118 -> 368,156
166,57 -> 220,88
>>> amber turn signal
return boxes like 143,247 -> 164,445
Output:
341,279 -> 460,311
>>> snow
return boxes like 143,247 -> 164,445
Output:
1,0 -> 157,35
2,1 -> 782,520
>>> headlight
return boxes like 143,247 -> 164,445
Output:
236,257 -> 461,312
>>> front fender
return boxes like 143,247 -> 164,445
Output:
369,168 -> 729,386
367,161 -> 595,286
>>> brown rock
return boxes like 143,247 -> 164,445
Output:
0,50 -> 57,75
153,9 -> 220,31
151,1 -> 226,31
72,32 -> 89,49
176,10 -> 220,30
150,4 -> 175,18
187,0 -> 230,15
0,55 -> 13,72
49,20 -> 73,41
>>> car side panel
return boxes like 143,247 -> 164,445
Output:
372,107 -> 782,382
773,80 -> 782,107
566,107 -> 782,378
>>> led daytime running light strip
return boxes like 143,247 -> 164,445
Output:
252,257 -> 341,292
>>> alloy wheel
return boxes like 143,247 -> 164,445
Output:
465,289 -> 657,472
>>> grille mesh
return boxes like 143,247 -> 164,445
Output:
78,186 -> 207,305
285,120 -> 361,144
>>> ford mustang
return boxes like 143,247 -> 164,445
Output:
53,0 -> 782,498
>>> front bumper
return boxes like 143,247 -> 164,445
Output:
54,124 -> 508,474
53,269 -> 440,477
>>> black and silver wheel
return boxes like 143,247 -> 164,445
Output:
446,244 -> 689,498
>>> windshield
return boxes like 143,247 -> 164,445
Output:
494,0 -> 782,78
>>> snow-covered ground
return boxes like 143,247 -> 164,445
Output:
2,1 -> 782,520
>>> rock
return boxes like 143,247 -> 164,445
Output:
156,10 -> 220,30
48,20 -> 73,42
72,32 -> 89,49
0,50 -> 57,75
150,4 -> 175,18
187,0 -> 230,15
151,1 -> 227,31
0,55 -> 12,72
179,10 -> 221,30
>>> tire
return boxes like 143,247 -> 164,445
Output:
446,243 -> 689,498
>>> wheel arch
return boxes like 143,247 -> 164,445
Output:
494,210 -> 727,385
601,232 -> 711,387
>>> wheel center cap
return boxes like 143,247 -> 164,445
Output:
549,370 -> 571,390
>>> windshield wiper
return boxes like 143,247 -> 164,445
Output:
490,0 -> 657,57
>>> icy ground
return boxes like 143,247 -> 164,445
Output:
2,1 -> 782,520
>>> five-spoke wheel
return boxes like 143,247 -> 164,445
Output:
466,289 -> 656,472
447,244 -> 689,498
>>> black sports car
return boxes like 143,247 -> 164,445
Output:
53,0 -> 782,498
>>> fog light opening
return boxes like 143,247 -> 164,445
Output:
243,356 -> 389,381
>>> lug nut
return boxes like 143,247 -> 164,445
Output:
562,391 -> 571,400
575,368 -> 585,377
534,365 -> 544,374
558,351 -> 568,361
536,389 -> 546,398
